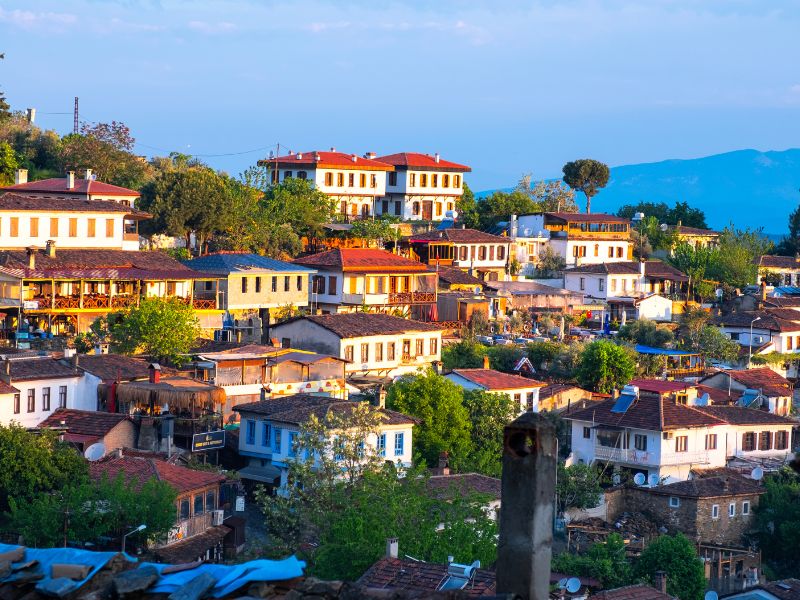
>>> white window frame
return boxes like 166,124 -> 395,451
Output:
742,501 -> 750,516
669,496 -> 680,508
729,502 -> 736,517
711,504 -> 720,519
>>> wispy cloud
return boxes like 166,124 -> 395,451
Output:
0,7 -> 76,31
187,20 -> 236,34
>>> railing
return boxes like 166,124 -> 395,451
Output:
192,298 -> 217,309
667,367 -> 705,377
158,513 -> 215,548
388,291 -> 436,304
111,295 -> 138,308
82,295 -> 110,309
52,296 -> 79,308
594,445 -> 709,466
212,372 -> 263,386
341,293 -> 364,305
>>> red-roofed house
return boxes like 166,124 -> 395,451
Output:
407,228 -> 511,282
445,367 -> 545,413
373,152 -> 471,221
2,169 -> 140,205
257,150 -> 394,220
700,368 -> 793,415
293,248 -> 437,317
38,408 -> 135,455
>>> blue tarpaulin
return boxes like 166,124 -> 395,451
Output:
634,344 -> 698,356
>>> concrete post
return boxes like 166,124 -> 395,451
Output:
496,412 -> 557,600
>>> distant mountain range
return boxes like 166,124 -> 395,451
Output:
477,148 -> 800,234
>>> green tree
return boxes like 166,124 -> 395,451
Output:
139,167 -> 233,251
441,338 -> 488,370
0,113 -> 62,178
526,341 -> 566,370
576,340 -> 636,393
556,463 -> 602,515
708,226 -> 773,289
635,533 -> 706,600
457,183 -> 480,229
552,533 -> 632,589
487,344 -> 526,373
0,425 -> 88,512
617,320 -> 674,348
477,189 -> 539,230
696,326 -> 740,363
562,159 -> 610,214
106,297 -> 200,365
0,53 -> 10,122
349,218 -> 401,247
262,177 -> 337,240
669,243 -> 717,299
386,371 -> 473,469
775,194 -> 800,256
516,174 -> 579,212
635,215 -> 678,254
676,306 -> 711,351
0,140 -> 19,185
462,390 -> 518,477
616,201 -> 708,228
536,245 -> 567,277
754,468 -> 800,577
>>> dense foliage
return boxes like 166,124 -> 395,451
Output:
617,201 -> 708,228
461,390 -> 518,477
575,340 -> 637,393
635,533 -> 706,600
556,463 -> 602,515
617,319 -> 674,348
552,533 -> 631,589
562,159 -> 610,214
754,468 -> 800,578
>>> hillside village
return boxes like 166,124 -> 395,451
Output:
2,114 -> 800,600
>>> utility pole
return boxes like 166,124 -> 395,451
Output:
73,97 -> 79,134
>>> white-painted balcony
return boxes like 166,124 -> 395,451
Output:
594,444 -> 709,466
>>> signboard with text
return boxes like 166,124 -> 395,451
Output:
191,430 -> 225,452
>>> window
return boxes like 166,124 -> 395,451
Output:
359,173 -> 367,187
729,503 -> 736,517
775,430 -> 789,450
246,420 -> 256,445
583,426 -> 591,439
594,244 -> 599,257
284,170 -> 293,180
436,203 -> 443,217
205,281 -> 213,291
69,218 -> 77,237
13,393 -> 20,414
609,247 -> 614,258
49,217 -> 58,237
611,278 -> 617,292
42,387 -> 50,411
412,201 -> 420,215
241,277 -> 248,294
453,175 -> 461,187
430,338 -> 438,355
742,501 -> 750,515
59,386 -> 67,408
431,174 -> 438,188
273,428 -> 282,452
361,343 -> 369,363
255,277 -> 261,293
579,277 -> 585,291
87,218 -> 95,237
348,173 -> 355,186
337,172 -> 344,186
634,434 -> 647,451
325,172 -> 333,186
284,276 -> 290,292
375,343 -> 383,362
180,499 -> 190,519
415,339 -> 424,356
617,247 -> 623,258
296,276 -> 303,291
459,246 -> 468,261
389,172 -> 397,186
377,433 -> 386,457
712,504 -> 720,519
261,422 -> 271,447
599,279 -> 605,292
410,173 -> 416,186
394,432 -> 405,456
370,174 -> 377,188
443,174 -> 450,187
387,342 -> 396,361
669,497 -> 680,508
9,216 -> 19,237
288,432 -> 298,457
498,245 -> 506,260
328,276 -> 337,294
759,431 -> 772,451
526,392 -> 535,411
789,337 -> 795,351
206,491 -> 216,512
26,389 -> 35,413
30,217 -> 39,237
705,434 -> 718,450
194,494 -> 204,516
676,393 -> 688,405
742,431 -> 756,451
281,337 -> 290,349
420,173 -> 428,187
478,246 -> 487,260
344,345 -> 354,362
675,435 -> 688,452
106,219 -> 114,237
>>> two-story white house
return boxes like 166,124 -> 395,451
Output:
293,248 -> 437,320
0,355 -> 86,427
715,309 -> 800,360
2,169 -> 141,206
445,366 -> 545,413
566,384 -> 796,484
373,152 -> 471,221
259,150 -> 394,221
563,260 -> 688,302
408,228 -> 511,282
269,313 -> 443,379
233,394 -> 415,490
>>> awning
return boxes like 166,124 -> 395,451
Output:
238,464 -> 281,483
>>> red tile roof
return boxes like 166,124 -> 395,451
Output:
694,384 -> 735,404
275,313 -> 442,338
649,474 -> 763,498
702,368 -> 793,398
676,225 -> 720,236
592,585 -> 672,600
357,557 -> 495,597
38,408 -> 130,438
2,177 -> 140,197
89,453 -> 224,494
425,473 -> 501,500
265,151 -> 394,171
232,394 -> 416,426
375,152 -> 471,172
6,357 -> 80,381
565,260 -> 688,281
693,405 -> 796,426
760,255 -> 800,269
759,579 -> 800,600
409,228 -> 510,244
451,368 -> 544,391
73,354 -> 155,382
0,379 -> 19,394
294,248 -> 429,272
0,193 -> 149,217
629,378 -> 693,395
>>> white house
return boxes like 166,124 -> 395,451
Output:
233,394 -> 415,489
408,228 -> 511,282
563,260 -> 688,302
607,294 -> 674,323
445,367 -> 545,413
0,355 -> 86,427
373,152 -> 471,222
758,255 -> 800,287
715,309 -> 800,357
2,169 -> 140,206
566,385 -> 796,484
258,150 -> 394,220
269,313 -> 443,379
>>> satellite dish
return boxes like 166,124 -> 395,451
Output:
612,474 -> 621,486
648,474 -> 661,487
660,223 -> 669,232
84,442 -> 106,462
523,227 -> 533,237
566,578 -> 582,594
705,591 -> 719,600
633,472 -> 646,486
474,286 -> 482,295
751,467 -> 764,481
558,578 -> 568,589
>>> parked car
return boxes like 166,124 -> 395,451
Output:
513,337 -> 537,345
493,337 -> 514,346
475,335 -> 494,346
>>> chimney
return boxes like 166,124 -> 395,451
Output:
149,363 -> 162,384
639,259 -> 647,293
496,412 -> 557,600
351,154 -> 358,163
434,153 -> 440,163
66,171 -> 75,190
26,108 -> 36,124
296,153 -> 303,160
72,352 -> 79,372
4,359 -> 10,377
386,538 -> 399,559
330,147 -> 336,152
84,168 -> 93,180
511,214 -> 518,238
653,571 -> 667,595
46,240 -> 56,258
26,247 -> 36,270
376,387 -> 387,409
364,152 -> 377,159
483,355 -> 491,370
433,451 -> 451,476
14,169 -> 28,185
761,280 -> 767,303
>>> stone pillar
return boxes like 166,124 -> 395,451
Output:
496,412 -> 557,600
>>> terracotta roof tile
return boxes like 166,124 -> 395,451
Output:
409,228 -> 510,244
676,225 -> 720,236
629,378 -> 694,395
759,579 -> 800,600
565,260 -> 688,281
425,473 -> 501,500
357,557 -> 495,597
715,310 -> 800,334
38,408 -> 130,437
0,192 -> 149,216
89,453 -> 224,494
760,255 -> 800,269
152,525 -> 231,564
1,177 -> 140,197
6,356 -> 80,381
436,267 -> 486,287
276,313 -> 442,338
375,152 -> 471,172
451,368 -> 544,391
592,584 -> 672,600
185,252 -> 314,274
542,212 -> 630,224
233,394 -> 416,426
648,474 -> 763,498
701,368 -> 793,398
264,150 -> 394,171
538,383 -> 592,401
294,248 -> 429,272
693,405 -> 796,425
73,354 -> 154,382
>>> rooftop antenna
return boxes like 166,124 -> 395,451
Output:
73,97 -> 79,134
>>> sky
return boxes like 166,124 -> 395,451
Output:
2,0 -> 800,192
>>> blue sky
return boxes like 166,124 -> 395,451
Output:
2,0 -> 800,191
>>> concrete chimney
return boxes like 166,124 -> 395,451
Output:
26,247 -> 36,270
377,387 -> 387,409
66,171 -> 75,190
483,355 -> 491,370
84,168 -> 93,180
386,538 -> 399,559
496,412 -> 557,600
45,240 -> 56,258
639,259 -> 647,293
72,352 -> 80,372
364,152 -> 377,159
4,359 -> 10,377
351,154 -> 358,163
654,571 -> 667,595
149,363 -> 162,384
26,108 -> 36,124
434,153 -> 440,163
14,169 -> 28,185
511,214 -> 518,238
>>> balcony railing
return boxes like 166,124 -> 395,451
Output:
388,291 -> 436,304
111,295 -> 138,308
82,295 -> 110,309
158,513 -> 216,548
594,444 -> 710,466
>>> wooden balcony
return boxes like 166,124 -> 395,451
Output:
158,513 -> 218,548
82,295 -> 110,309
389,291 -> 436,305
111,295 -> 138,308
